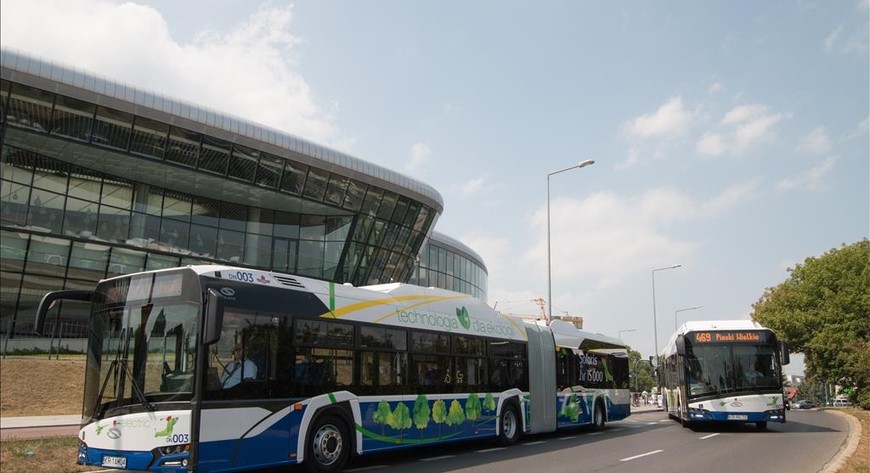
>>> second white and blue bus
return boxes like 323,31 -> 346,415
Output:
659,320 -> 789,430
36,265 -> 630,472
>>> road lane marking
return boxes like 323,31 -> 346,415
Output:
419,455 -> 455,462
588,432 -> 603,436
477,447 -> 506,453
558,436 -> 576,440
523,440 -> 546,445
700,433 -> 720,440
620,449 -> 664,462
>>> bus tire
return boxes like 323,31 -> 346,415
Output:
305,413 -> 351,473
592,401 -> 606,431
497,401 -> 521,446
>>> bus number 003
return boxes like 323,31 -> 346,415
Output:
229,272 -> 254,282
165,434 -> 189,444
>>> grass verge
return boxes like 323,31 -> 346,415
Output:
0,436 -> 90,473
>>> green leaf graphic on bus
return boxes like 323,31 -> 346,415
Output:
413,395 -> 431,436
456,307 -> 471,329
373,400 -> 392,434
465,393 -> 482,428
446,399 -> 466,431
432,399 -> 448,438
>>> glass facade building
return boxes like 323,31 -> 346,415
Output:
0,48 -> 488,340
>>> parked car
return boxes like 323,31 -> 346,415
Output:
833,399 -> 851,407
793,400 -> 816,409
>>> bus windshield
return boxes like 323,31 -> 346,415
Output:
684,342 -> 781,398
82,274 -> 201,420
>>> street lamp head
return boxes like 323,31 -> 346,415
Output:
670,264 -> 682,269
577,159 -> 595,168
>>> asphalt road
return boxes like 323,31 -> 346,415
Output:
0,409 -> 851,473
334,409 -> 850,473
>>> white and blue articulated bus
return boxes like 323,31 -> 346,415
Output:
36,265 -> 630,473
659,320 -> 790,430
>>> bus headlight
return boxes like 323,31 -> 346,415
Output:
687,407 -> 710,419
153,444 -> 191,467
764,409 -> 784,420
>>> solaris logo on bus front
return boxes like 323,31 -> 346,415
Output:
455,307 -> 471,330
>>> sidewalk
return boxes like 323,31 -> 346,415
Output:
630,403 -> 662,413
0,414 -> 80,429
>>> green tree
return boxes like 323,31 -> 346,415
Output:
446,399 -> 466,430
627,349 -> 654,392
483,392 -> 496,413
373,400 -> 392,434
412,394 -> 431,436
465,393 -> 482,427
752,239 -> 870,409
390,402 -> 412,439
432,399 -> 447,438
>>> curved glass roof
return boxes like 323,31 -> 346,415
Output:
0,46 -> 443,213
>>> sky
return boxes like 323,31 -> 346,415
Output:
2,0 -> 868,375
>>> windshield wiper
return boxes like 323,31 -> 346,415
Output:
118,359 -> 156,411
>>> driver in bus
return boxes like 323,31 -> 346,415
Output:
220,344 -> 258,388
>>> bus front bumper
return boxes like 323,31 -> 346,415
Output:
687,408 -> 786,423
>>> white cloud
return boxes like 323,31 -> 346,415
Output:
0,0 -> 340,145
776,156 -> 839,192
796,127 -> 832,154
616,148 -> 641,170
720,104 -> 784,153
697,132 -> 727,156
702,179 -> 761,216
458,176 -> 486,198
825,26 -> 844,52
407,142 -> 432,171
708,82 -> 723,94
625,96 -> 692,139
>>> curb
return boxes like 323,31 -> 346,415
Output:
821,409 -> 863,473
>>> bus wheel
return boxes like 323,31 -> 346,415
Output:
305,414 -> 350,473
592,402 -> 606,431
755,421 -> 767,430
497,402 -> 521,446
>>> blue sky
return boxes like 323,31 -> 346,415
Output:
3,0 -> 868,374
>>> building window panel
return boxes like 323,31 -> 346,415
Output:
166,127 -> 200,168
96,205 -> 130,243
200,136 -> 230,175
255,153 -> 283,189
108,247 -> 146,276
25,235 -> 70,276
27,187 -> 64,233
68,241 -> 109,281
403,201 -> 420,229
219,202 -> 247,232
145,253 -> 181,271
189,224 -> 217,257
159,218 -> 189,251
280,162 -> 307,195
7,83 -> 54,132
302,168 -> 328,201
392,198 -> 409,226
300,215 -> 325,241
274,211 -> 300,239
297,240 -> 324,278
360,187 -> 382,217
342,179 -> 365,212
0,230 -> 28,273
1,180 -> 31,227
216,229 -> 244,263
51,95 -> 95,142
15,274 -> 68,336
190,197 -> 220,228
324,174 -> 348,206
130,116 -> 168,159
62,197 -> 98,237
377,191 -> 397,221
100,179 -> 133,211
229,144 -> 258,182
92,106 -> 133,150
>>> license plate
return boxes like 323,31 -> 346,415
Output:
102,455 -> 127,468
727,414 -> 748,420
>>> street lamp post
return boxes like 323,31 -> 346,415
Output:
674,305 -> 703,330
651,264 -> 681,364
546,159 -> 595,322
618,328 -> 636,341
